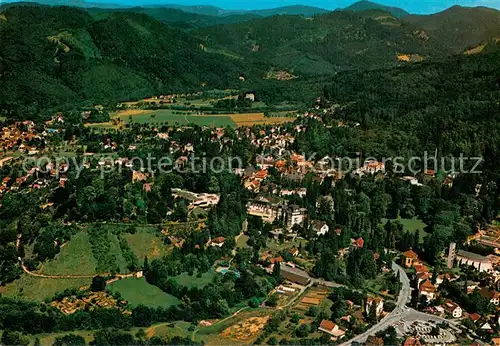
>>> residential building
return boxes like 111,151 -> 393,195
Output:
172,188 -> 220,210
318,320 -> 345,338
403,336 -> 422,346
351,237 -> 364,249
419,280 -> 437,301
443,300 -> 462,318
283,204 -> 307,229
310,220 -> 329,236
402,249 -> 418,268
479,287 -> 500,305
365,296 -> 384,317
210,237 -> 225,247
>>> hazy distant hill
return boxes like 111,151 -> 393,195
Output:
248,5 -> 330,17
128,4 -> 330,18
344,0 -> 408,18
403,6 -> 500,51
194,10 -> 448,75
86,6 -> 261,29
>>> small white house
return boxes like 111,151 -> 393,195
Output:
311,220 -> 329,236
443,300 -> 462,318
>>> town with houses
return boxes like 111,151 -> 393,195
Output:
0,94 -> 498,346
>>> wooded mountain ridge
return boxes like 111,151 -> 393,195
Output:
1,2 -> 499,119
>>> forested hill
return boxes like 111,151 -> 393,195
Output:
344,0 -> 408,18
403,5 -> 500,52
194,6 -> 500,75
1,3 -> 500,120
0,5 -> 260,118
307,50 -> 500,165
85,7 -> 263,29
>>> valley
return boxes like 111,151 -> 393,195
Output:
0,1 -> 499,345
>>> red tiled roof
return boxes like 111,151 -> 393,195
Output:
419,280 -> 436,293
402,249 -> 418,259
212,236 -> 225,244
469,313 -> 481,322
319,320 -> 336,331
404,336 -> 422,346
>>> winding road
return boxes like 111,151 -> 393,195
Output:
339,262 -> 458,345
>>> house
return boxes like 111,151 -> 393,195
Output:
403,336 -> 422,346
318,320 -> 345,338
402,249 -> 418,268
310,220 -> 329,236
469,313 -> 481,323
365,296 -> 384,317
419,280 -> 437,301
352,237 -> 364,249
132,171 -> 147,182
443,300 -> 462,318
455,250 -> 493,272
280,263 -> 310,286
366,335 -> 384,346
210,237 -> 225,247
492,338 -> 500,346
244,93 -> 255,102
478,287 -> 500,305
283,204 -> 307,229
289,248 -> 299,257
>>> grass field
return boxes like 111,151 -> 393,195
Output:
115,109 -> 237,127
108,233 -> 130,273
87,108 -> 295,129
145,322 -> 192,341
38,232 -> 97,276
172,271 -> 215,289
123,227 -> 169,261
31,330 -> 95,346
1,275 -> 91,301
381,218 -> 428,243
267,238 -> 307,252
236,234 -> 249,249
108,277 -> 180,308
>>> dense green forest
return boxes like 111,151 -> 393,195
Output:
0,5 -> 261,119
1,3 -> 499,120
297,50 -> 500,162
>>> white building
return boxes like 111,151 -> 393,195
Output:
455,250 -> 493,272
443,300 -> 462,318
311,220 -> 329,236
365,296 -> 384,317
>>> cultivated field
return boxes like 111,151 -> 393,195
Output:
229,113 -> 295,127
87,109 -> 295,129
294,286 -> 329,313
220,316 -> 270,342
108,277 -> 180,308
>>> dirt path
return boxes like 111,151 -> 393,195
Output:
191,306 -> 250,341
21,262 -> 138,280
